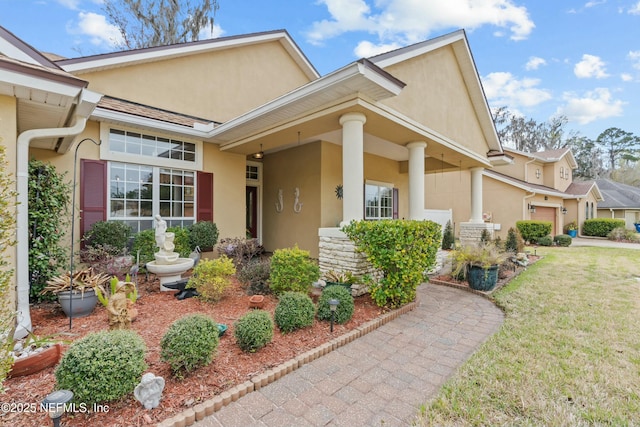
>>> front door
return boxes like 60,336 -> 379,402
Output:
246,186 -> 258,238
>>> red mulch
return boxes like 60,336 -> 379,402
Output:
1,277 -> 383,427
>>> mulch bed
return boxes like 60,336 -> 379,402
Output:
1,277 -> 383,427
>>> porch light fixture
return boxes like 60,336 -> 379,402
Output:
41,389 -> 73,427
535,169 -> 541,179
561,207 -> 568,214
252,144 -> 264,160
328,299 -> 340,333
528,203 -> 536,214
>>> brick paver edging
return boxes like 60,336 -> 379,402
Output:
156,298 -> 420,427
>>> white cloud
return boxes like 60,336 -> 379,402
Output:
629,1 -> 640,14
557,88 -> 624,124
199,23 -> 225,40
621,73 -> 633,81
73,12 -> 124,48
629,50 -> 640,70
56,0 -> 81,10
574,54 -> 609,78
307,0 -> 535,46
585,1 -> 606,8
354,40 -> 401,58
482,71 -> 552,109
525,56 -> 546,70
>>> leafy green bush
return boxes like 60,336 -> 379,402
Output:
169,226 -> 191,257
441,220 -> 455,250
582,218 -> 626,237
83,220 -> 132,252
274,292 -> 316,333
537,235 -> 553,246
516,220 -> 552,244
504,227 -> 524,253
28,160 -> 71,302
55,330 -> 146,405
187,256 -> 236,302
269,246 -> 320,295
188,221 -> 219,251
161,314 -> 219,377
234,310 -> 273,352
553,234 -> 572,247
237,258 -> 271,295
342,219 -> 440,308
317,285 -> 354,324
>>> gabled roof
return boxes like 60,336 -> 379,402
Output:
485,170 -> 602,200
0,26 -> 64,69
596,179 -> 640,209
369,29 -> 502,154
504,147 -> 578,169
57,30 -> 319,81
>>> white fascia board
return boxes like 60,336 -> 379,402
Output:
92,107 -> 213,140
371,30 -> 465,68
0,69 -> 82,99
483,170 -> 564,197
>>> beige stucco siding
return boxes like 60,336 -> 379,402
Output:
380,46 -> 488,155
320,142 -> 343,228
0,95 -> 18,308
77,41 -> 312,122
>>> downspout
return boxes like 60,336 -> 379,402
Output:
14,116 -> 88,338
524,158 -> 536,182
610,208 -> 614,219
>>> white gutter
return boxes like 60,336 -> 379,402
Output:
14,116 -> 89,338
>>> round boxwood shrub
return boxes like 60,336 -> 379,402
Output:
537,235 -> 553,246
274,292 -> 316,333
553,234 -> 573,247
317,285 -> 354,324
188,221 -> 219,251
55,330 -> 146,405
269,245 -> 319,295
234,310 -> 273,352
161,314 -> 220,377
83,220 -> 132,252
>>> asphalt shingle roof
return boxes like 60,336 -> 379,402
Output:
596,179 -> 640,209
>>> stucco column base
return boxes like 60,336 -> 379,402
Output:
459,222 -> 494,246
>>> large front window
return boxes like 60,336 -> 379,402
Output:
365,182 -> 393,220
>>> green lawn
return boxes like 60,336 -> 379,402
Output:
416,246 -> 640,426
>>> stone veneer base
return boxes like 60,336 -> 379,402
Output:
156,297 -> 420,427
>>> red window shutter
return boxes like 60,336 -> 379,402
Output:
393,188 -> 399,219
80,159 -> 107,238
197,171 -> 214,222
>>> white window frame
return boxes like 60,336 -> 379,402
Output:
364,180 -> 394,220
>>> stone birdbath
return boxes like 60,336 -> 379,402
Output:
145,215 -> 194,291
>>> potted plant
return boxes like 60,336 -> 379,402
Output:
451,243 -> 506,291
564,221 -> 578,238
324,270 -> 359,292
634,222 -> 640,233
6,329 -> 67,378
42,268 -> 111,318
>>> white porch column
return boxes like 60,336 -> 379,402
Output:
406,141 -> 427,220
339,112 -> 366,226
469,167 -> 484,223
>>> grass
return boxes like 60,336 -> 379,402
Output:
415,246 -> 640,426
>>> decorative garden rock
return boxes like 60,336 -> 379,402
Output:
134,372 -> 165,410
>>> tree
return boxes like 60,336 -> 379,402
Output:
567,134 -> 604,179
493,107 -> 569,152
596,127 -> 640,170
103,0 -> 219,50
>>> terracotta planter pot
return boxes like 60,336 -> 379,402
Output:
248,295 -> 265,309
9,343 -> 63,378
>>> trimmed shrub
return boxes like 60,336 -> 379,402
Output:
553,234 -> 573,247
537,235 -> 553,246
582,218 -> 626,237
234,310 -> 274,352
187,256 -> 236,302
188,221 -> 219,251
504,227 -> 525,254
55,330 -> 146,405
161,314 -> 219,377
269,246 -> 320,295
237,258 -> 271,295
317,285 -> 355,324
342,219 -> 440,308
607,227 -> 639,242
441,220 -> 455,250
274,292 -> 316,333
516,220 -> 552,244
83,220 -> 132,252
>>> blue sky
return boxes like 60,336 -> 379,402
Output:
2,0 -> 639,141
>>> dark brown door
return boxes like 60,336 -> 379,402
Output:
246,186 -> 258,238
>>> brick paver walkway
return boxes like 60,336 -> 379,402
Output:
190,284 -> 504,427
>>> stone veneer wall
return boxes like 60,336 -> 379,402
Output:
459,222 -> 495,246
318,228 -> 381,297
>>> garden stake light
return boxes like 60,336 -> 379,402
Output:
329,298 -> 339,332
41,389 -> 73,427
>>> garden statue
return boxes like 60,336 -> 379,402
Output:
134,372 -> 165,410
146,215 -> 194,290
105,280 -> 137,330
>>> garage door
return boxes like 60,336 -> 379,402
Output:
532,206 -> 557,235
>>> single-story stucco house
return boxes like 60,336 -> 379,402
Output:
424,147 -> 603,237
1,25 -> 508,337
596,178 -> 640,228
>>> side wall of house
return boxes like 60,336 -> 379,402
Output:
0,95 -> 18,309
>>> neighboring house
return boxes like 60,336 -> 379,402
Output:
596,178 -> 640,228
425,147 -> 603,237
1,26 -> 506,336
